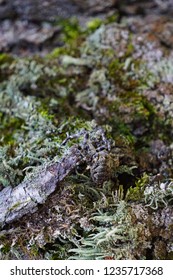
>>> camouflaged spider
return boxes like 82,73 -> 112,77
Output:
62,127 -> 119,185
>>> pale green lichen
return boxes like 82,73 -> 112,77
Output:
144,180 -> 173,209
1,16 -> 173,260
69,201 -> 144,260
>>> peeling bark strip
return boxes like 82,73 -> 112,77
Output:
0,145 -> 82,229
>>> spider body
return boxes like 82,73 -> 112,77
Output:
80,129 -> 119,185
90,149 -> 118,185
62,126 -> 119,185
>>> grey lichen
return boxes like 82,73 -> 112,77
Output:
1,15 -> 173,260
144,180 -> 173,209
69,201 -> 140,260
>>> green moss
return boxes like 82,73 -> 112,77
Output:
46,46 -> 71,59
86,18 -> 103,32
108,58 -> 143,90
0,243 -> 11,254
126,173 -> 149,202
60,18 -> 83,42
0,53 -> 14,65
109,114 -> 135,142
104,13 -> 119,24
0,54 -> 14,82
108,59 -> 123,80
0,115 -> 24,145
86,14 -> 119,34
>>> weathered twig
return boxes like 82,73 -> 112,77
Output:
0,145 -> 82,229
0,126 -> 117,230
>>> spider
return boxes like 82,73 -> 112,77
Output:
61,126 -> 119,185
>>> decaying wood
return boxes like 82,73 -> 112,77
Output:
0,145 -> 82,229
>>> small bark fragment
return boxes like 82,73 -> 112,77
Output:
0,145 -> 82,229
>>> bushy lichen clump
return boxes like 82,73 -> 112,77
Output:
69,186 -> 173,260
69,201 -> 140,260
144,180 -> 173,209
0,54 -> 93,187
0,16 -> 173,260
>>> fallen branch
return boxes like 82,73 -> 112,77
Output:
0,145 -> 82,229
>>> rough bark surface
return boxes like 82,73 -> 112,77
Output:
0,145 -> 82,229
0,0 -> 79,21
